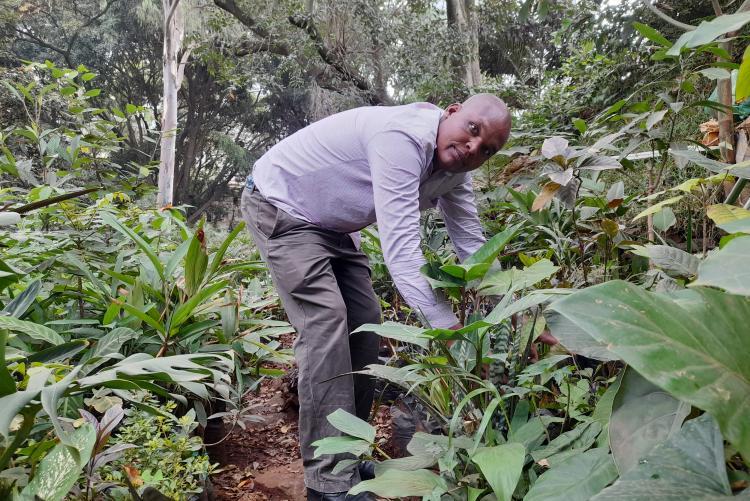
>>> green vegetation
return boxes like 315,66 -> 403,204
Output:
1,1 -> 750,500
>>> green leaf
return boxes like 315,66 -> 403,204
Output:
348,469 -> 448,498
592,414 -> 731,500
0,329 -> 16,397
590,370 -> 624,447
207,221 -> 245,278
628,244 -> 700,277
2,279 -> 41,318
352,322 -> 429,348
547,281 -> 750,463
544,308 -> 618,362
609,368 -> 690,474
633,22 -> 672,47
126,103 -> 137,114
83,88 -> 100,97
101,213 -> 164,280
0,316 -> 64,345
169,279 -> 228,333
464,224 -> 521,265
706,204 -> 750,233
479,259 -> 558,296
632,195 -> 683,221
698,67 -> 732,80
311,436 -> 371,458
653,207 -> 676,231
572,118 -> 587,134
27,340 -> 88,364
22,423 -> 96,501
327,409 -> 376,442
92,327 -> 139,359
737,46 -> 750,103
525,448 -> 618,501
440,262 -> 490,282
471,443 -> 525,501
60,86 -> 76,96
531,421 -> 601,463
686,12 -> 750,48
692,236 -> 750,295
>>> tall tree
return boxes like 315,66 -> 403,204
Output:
158,0 -> 191,207
447,0 -> 481,88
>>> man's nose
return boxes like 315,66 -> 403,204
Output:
466,138 -> 481,155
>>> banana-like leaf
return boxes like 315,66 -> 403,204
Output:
591,414 -> 732,500
525,447 -> 618,501
548,281 -> 750,463
471,443 -> 525,501
2,279 -> 41,318
312,436 -> 371,458
91,327 -> 139,359
479,259 -> 559,295
544,309 -> 617,361
101,213 -> 164,280
0,315 -> 64,345
27,339 -> 88,364
706,204 -> 750,234
464,224 -> 521,265
21,423 -> 96,501
348,469 -> 448,498
327,409 -> 376,443
629,244 -> 700,278
353,322 -> 429,348
609,368 -> 690,474
207,221 -> 245,278
531,421 -> 601,463
692,235 -> 750,296
169,279 -> 228,334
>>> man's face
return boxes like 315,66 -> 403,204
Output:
435,103 -> 510,173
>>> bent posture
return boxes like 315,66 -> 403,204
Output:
241,94 -> 511,500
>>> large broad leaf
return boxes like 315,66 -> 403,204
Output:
348,469 -> 448,498
471,443 -> 525,501
440,262 -> 491,283
592,414 -> 731,500
327,409 -> 376,442
479,259 -> 559,296
524,447 -> 618,501
609,368 -> 690,474
531,421 -> 601,464
2,279 -> 41,318
629,244 -> 700,278
0,316 -> 64,345
590,371 -> 623,447
686,11 -> 750,48
544,309 -> 618,361
311,436 -> 371,458
352,322 -> 429,348
464,224 -> 521,265
548,281 -> 750,462
706,204 -> 750,234
541,137 -> 570,163
692,236 -> 750,295
21,423 -> 96,501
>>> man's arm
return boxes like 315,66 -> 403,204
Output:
367,131 -> 459,329
437,174 -> 486,263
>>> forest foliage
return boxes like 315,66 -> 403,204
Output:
0,0 -> 749,500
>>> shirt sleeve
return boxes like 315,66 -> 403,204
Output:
367,131 -> 459,329
437,174 -> 486,263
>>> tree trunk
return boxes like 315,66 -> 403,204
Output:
157,0 -> 186,208
446,0 -> 481,89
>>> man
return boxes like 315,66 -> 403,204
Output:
241,94 -> 511,500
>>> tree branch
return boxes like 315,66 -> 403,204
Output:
642,1 -> 696,31
288,14 -> 392,105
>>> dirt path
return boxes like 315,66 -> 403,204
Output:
207,366 -> 394,501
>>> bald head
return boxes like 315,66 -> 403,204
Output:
435,93 -> 512,173
461,93 -> 511,145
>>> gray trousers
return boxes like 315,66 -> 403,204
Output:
240,187 -> 382,492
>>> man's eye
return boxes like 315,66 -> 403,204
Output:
469,122 -> 478,134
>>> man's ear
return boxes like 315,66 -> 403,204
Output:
445,103 -> 462,116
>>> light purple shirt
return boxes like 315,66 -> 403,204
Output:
253,102 -> 486,328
